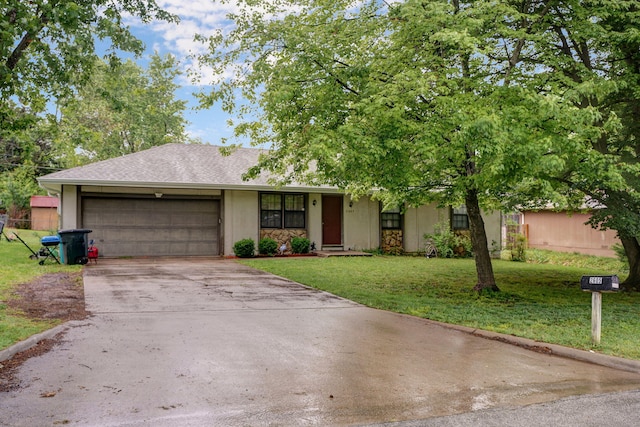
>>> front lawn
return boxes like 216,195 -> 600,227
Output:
241,252 -> 640,360
0,228 -> 81,350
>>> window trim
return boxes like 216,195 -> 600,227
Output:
380,205 -> 402,230
260,192 -> 306,229
452,205 -> 470,230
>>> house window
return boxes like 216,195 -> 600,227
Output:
452,205 -> 469,230
284,194 -> 305,228
261,194 -> 282,228
260,193 -> 305,229
381,206 -> 402,230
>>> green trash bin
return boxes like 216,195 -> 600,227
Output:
59,229 -> 92,265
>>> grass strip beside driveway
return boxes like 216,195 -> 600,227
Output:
241,254 -> 640,360
0,229 -> 81,350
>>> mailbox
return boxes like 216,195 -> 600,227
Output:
580,275 -> 619,292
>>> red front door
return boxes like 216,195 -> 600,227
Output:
322,196 -> 342,246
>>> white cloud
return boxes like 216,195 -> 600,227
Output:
122,1 -> 304,143
124,1 -> 242,85
137,0 -> 303,57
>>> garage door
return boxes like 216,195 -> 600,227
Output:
82,197 -> 220,257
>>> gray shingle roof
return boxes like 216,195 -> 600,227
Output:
38,143 -> 331,192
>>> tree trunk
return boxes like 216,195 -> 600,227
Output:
620,235 -> 640,291
465,188 -> 500,292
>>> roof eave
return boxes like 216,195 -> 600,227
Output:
37,178 -> 340,194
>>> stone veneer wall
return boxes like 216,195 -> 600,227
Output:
381,229 -> 403,254
260,229 -> 307,252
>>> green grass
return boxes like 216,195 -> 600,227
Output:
2,235 -> 636,360
241,250 -> 640,360
0,228 -> 81,350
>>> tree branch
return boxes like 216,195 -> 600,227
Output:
6,8 -> 50,71
504,0 -> 554,85
312,59 -> 360,96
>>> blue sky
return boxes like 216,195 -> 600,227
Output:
125,1 -> 244,145
124,1 -> 373,147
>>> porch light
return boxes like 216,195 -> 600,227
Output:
155,192 -> 163,198
312,199 -> 317,206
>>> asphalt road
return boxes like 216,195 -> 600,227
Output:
2,258 -> 640,426
373,389 -> 640,426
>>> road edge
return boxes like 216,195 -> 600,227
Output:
427,319 -> 640,374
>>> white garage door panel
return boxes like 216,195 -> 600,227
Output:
82,198 -> 220,257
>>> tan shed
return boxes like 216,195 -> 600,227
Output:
30,195 -> 59,231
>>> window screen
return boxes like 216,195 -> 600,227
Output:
260,193 -> 282,228
452,205 -> 469,230
284,194 -> 305,228
261,193 -> 305,229
381,206 -> 401,230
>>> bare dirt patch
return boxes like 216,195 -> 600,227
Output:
1,272 -> 89,392
7,272 -> 88,321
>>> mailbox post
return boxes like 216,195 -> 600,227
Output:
580,275 -> 619,345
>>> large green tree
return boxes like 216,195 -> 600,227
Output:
0,114 -> 63,222
197,0 -> 599,291
578,2 -> 640,290
56,53 -> 190,164
0,0 -> 177,113
0,0 -> 177,221
507,1 -> 640,289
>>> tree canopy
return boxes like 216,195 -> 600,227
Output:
55,53 -> 190,165
524,0 -> 640,288
1,0 -> 177,113
197,0 -> 615,291
0,0 -> 179,218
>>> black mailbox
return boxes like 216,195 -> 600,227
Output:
581,275 -> 619,292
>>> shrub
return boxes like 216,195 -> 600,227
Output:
233,238 -> 255,258
424,221 -> 472,258
258,237 -> 278,256
291,236 -> 310,254
425,222 -> 454,258
508,233 -> 528,262
452,230 -> 472,258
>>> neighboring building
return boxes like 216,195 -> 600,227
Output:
29,195 -> 59,231
38,144 -> 502,258
521,210 -> 620,258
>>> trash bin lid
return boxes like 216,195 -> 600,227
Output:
41,235 -> 61,245
58,229 -> 92,234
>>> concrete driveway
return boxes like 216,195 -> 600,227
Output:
2,258 -> 640,426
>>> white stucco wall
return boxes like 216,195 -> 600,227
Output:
223,190 -> 260,256
307,193 -> 323,248
404,204 -> 447,252
343,196 -> 380,251
483,210 -> 503,252
61,185 -> 79,230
